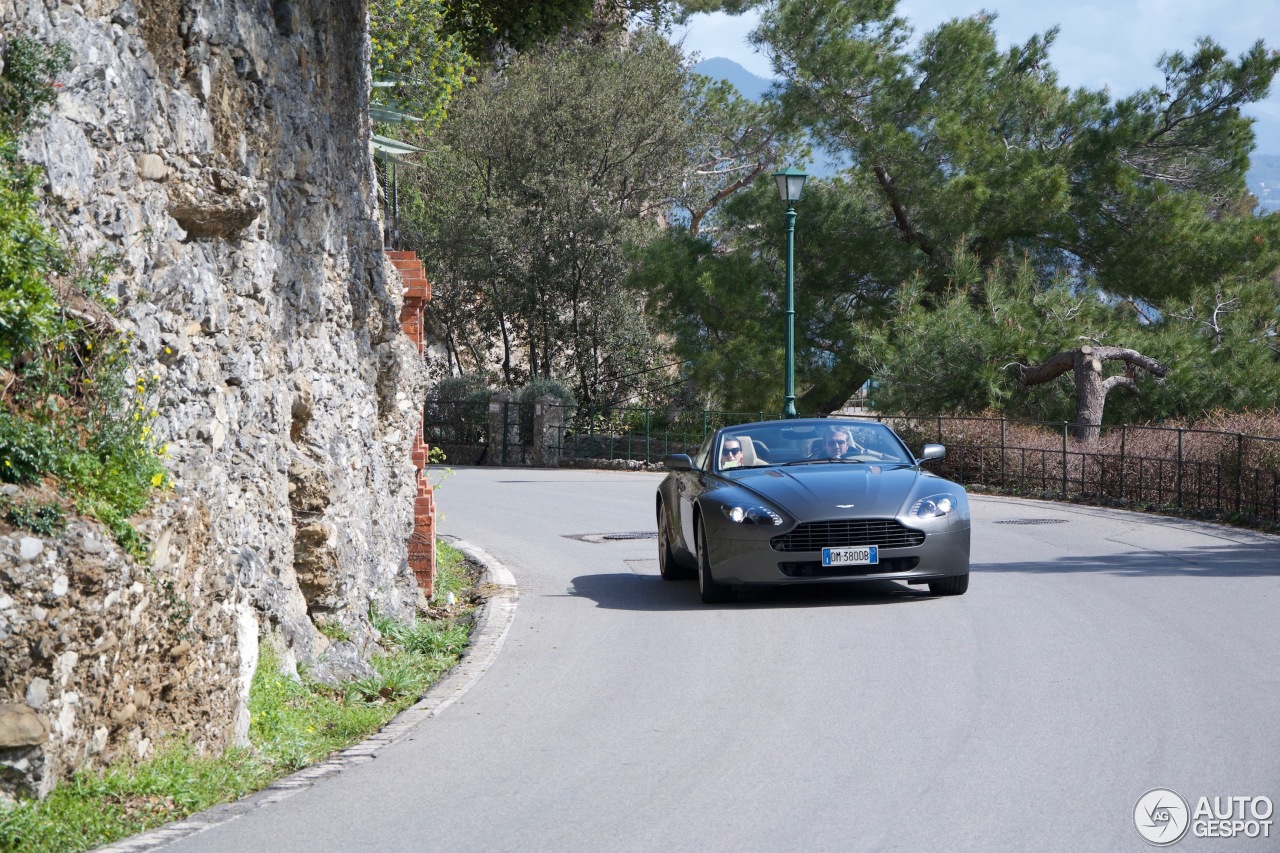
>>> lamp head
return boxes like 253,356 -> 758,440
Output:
772,166 -> 808,204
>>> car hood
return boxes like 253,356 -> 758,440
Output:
725,463 -> 933,520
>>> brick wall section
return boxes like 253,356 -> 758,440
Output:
387,251 -> 436,595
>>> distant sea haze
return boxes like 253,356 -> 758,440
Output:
692,58 -> 1280,211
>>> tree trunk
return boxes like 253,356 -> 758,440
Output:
1016,345 -> 1169,444
1073,348 -> 1108,444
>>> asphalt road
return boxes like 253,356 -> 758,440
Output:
163,466 -> 1280,853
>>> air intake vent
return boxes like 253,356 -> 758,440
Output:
771,519 -> 924,552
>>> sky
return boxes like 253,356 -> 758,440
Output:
672,0 -> 1280,155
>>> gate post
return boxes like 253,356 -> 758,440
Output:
487,391 -> 517,466
532,394 -> 565,467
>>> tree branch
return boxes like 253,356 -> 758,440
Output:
1016,345 -> 1168,388
873,164 -> 934,256
1015,349 -> 1076,386
1091,345 -> 1170,378
688,161 -> 768,236
1101,375 -> 1140,394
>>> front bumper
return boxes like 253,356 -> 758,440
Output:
707,524 -> 971,586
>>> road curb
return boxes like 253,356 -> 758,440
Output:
96,538 -> 518,852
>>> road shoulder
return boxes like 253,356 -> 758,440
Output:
96,538 -> 518,853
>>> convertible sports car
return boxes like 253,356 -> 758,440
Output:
656,418 -> 970,603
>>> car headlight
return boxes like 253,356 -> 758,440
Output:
909,494 -> 956,519
721,504 -> 784,525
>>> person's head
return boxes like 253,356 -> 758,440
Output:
721,438 -> 744,467
823,426 -> 853,455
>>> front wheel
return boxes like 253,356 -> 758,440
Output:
928,572 -> 969,596
658,502 -> 693,580
696,520 -> 732,604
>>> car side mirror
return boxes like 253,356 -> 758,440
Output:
918,444 -> 946,462
664,453 -> 694,471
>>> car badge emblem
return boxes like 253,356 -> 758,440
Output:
836,504 -> 855,508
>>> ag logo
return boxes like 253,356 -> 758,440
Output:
1135,788 -> 1190,846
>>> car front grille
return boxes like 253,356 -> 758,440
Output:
771,519 -> 925,552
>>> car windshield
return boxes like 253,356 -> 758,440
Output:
714,420 -> 910,471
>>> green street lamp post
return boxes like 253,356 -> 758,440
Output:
773,166 -> 807,419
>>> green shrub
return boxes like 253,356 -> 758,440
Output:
432,373 -> 494,405
316,620 -> 352,643
0,36 -> 166,553
517,377 -> 576,438
2,497 -> 64,534
249,646 -> 396,770
517,377 -> 577,411
0,38 -> 70,364
0,37 -> 72,136
0,411 -> 59,483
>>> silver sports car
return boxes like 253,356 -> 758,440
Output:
656,418 -> 971,603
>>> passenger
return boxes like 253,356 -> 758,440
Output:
720,438 -> 745,469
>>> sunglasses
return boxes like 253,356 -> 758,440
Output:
723,446 -> 742,455
826,438 -> 848,446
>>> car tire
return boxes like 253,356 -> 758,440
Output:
696,520 -> 732,604
658,502 -> 692,581
928,572 -> 969,596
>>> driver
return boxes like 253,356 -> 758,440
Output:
814,425 -> 886,460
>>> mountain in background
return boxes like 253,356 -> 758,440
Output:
692,57 -> 773,101
692,58 -> 1280,211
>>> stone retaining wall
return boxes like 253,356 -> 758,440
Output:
0,0 -> 428,798
0,500 -> 254,802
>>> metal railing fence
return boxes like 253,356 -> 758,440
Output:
425,401 -> 1280,524
422,399 -> 490,465
557,406 -> 784,464
877,415 -> 1280,524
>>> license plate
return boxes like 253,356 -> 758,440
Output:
822,545 -> 879,566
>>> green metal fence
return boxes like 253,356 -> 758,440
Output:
556,406 -> 783,464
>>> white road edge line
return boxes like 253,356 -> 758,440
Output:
95,537 -> 519,852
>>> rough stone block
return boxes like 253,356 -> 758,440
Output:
137,153 -> 168,181
0,705 -> 48,748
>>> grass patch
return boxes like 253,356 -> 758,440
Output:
429,538 -> 471,604
314,619 -> 352,644
0,540 -> 480,852
246,645 -> 405,772
0,743 -> 273,853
